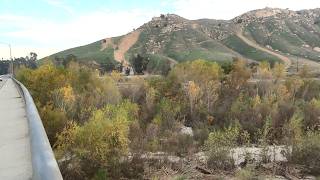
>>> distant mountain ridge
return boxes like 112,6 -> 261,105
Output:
45,7 -> 320,73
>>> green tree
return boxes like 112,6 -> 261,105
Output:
131,54 -> 149,74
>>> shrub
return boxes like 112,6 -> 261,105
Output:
174,175 -> 187,180
162,133 -> 194,156
55,101 -> 138,178
16,63 -> 68,105
92,169 -> 108,180
154,98 -> 181,132
304,98 -> 320,129
119,156 -> 144,179
39,105 -> 68,144
193,127 -> 209,146
204,126 -> 239,170
289,131 -> 320,175
235,167 -> 256,180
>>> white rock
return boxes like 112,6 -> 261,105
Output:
198,145 -> 291,167
167,155 -> 181,163
230,145 -> 291,166
313,47 -> 320,52
180,126 -> 194,136
194,152 -> 207,164
304,176 -> 317,180
303,44 -> 310,48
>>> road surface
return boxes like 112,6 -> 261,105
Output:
0,77 -> 32,180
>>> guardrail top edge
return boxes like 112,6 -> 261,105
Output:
12,78 -> 63,180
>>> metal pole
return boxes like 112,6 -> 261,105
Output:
9,44 -> 13,76
296,57 -> 299,73
0,42 -> 12,75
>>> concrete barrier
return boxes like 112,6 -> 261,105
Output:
12,78 -> 63,180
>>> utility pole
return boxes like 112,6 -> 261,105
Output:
296,56 -> 299,73
9,44 -> 13,76
0,42 -> 13,75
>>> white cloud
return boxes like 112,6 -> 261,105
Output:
44,0 -> 75,15
0,45 -> 58,60
2,0 -> 320,59
171,0 -> 320,20
0,9 -> 160,58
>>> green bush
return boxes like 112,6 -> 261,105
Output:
92,169 -> 108,180
55,101 -> 139,178
39,105 -> 68,144
235,167 -> 256,180
289,131 -> 320,175
174,175 -> 187,180
193,127 -> 209,146
204,126 -> 239,170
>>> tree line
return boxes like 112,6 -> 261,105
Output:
0,52 -> 38,74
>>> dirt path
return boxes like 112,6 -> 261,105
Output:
235,30 -> 292,69
114,30 -> 141,66
164,56 -> 178,67
235,29 -> 320,73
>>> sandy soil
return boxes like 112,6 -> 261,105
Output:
114,30 -> 141,66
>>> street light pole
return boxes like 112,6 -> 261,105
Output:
9,44 -> 13,76
296,56 -> 299,73
0,42 -> 13,75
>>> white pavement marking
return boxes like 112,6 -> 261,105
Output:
0,78 -> 32,180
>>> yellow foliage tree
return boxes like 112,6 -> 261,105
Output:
16,63 -> 68,105
146,86 -> 157,111
299,64 -> 311,78
257,61 -> 272,79
55,101 -> 138,171
273,62 -> 286,80
110,70 -> 122,82
170,59 -> 222,113
187,81 -> 200,115
229,59 -> 251,90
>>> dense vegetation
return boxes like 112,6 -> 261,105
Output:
17,58 -> 320,179
0,52 -> 37,74
48,41 -> 116,64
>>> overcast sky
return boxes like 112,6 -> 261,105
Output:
0,0 -> 320,59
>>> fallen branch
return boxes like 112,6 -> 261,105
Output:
195,166 -> 211,174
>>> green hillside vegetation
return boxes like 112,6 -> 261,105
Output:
223,35 -> 281,64
244,18 -> 320,61
125,27 -> 237,74
144,54 -> 171,74
43,8 -> 320,74
161,28 -> 236,62
47,40 -> 116,64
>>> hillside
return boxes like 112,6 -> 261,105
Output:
45,8 -> 320,73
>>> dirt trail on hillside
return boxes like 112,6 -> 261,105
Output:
235,29 -> 320,73
114,30 -> 141,66
165,56 -> 178,67
235,30 -> 292,69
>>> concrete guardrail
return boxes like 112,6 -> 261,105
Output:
13,77 -> 63,180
